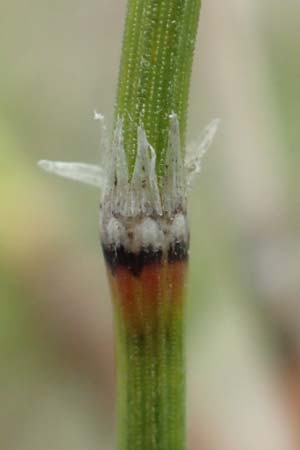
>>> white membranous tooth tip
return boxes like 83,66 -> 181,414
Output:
130,126 -> 162,216
149,145 -> 162,216
161,113 -> 186,215
198,118 -> 220,155
102,118 -> 130,216
94,110 -> 109,166
94,110 -> 104,121
38,160 -> 52,171
185,118 -> 220,189
104,117 -> 125,187
114,119 -> 129,186
38,112 -> 219,223
38,160 -> 105,188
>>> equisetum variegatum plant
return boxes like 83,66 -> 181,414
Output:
39,1 -> 219,449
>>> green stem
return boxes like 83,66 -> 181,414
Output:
111,1 -> 202,449
107,256 -> 188,450
115,304 -> 185,450
115,0 -> 202,177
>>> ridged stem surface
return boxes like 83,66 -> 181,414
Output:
110,0 -> 202,449
108,260 -> 187,450
115,0 -> 202,177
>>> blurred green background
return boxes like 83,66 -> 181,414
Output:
1,1 -> 300,449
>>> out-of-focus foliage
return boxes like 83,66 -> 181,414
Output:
1,1 -> 299,449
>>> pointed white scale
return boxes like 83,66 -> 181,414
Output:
102,118 -> 129,216
94,110 -> 109,168
38,114 -> 220,220
161,113 -> 186,215
148,145 -> 162,216
37,160 -> 105,188
130,126 -> 162,216
185,118 -> 220,190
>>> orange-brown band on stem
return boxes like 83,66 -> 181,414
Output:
103,244 -> 188,332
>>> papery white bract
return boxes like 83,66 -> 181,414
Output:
162,114 -> 186,215
38,160 -> 105,188
101,118 -> 129,217
185,118 -> 220,190
130,126 -> 162,216
38,115 -> 220,216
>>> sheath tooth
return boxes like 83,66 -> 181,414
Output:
38,160 -> 105,188
185,118 -> 220,190
161,113 -> 186,215
102,118 -> 129,216
94,110 -> 109,167
130,126 -> 162,217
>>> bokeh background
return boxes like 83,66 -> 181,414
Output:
1,0 -> 300,449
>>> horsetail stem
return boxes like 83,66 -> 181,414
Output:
115,0 -> 202,178
38,1 -> 206,448
108,1 -> 203,449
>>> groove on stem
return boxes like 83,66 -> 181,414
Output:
110,1 -> 202,449
111,259 -> 187,450
115,0 -> 202,178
